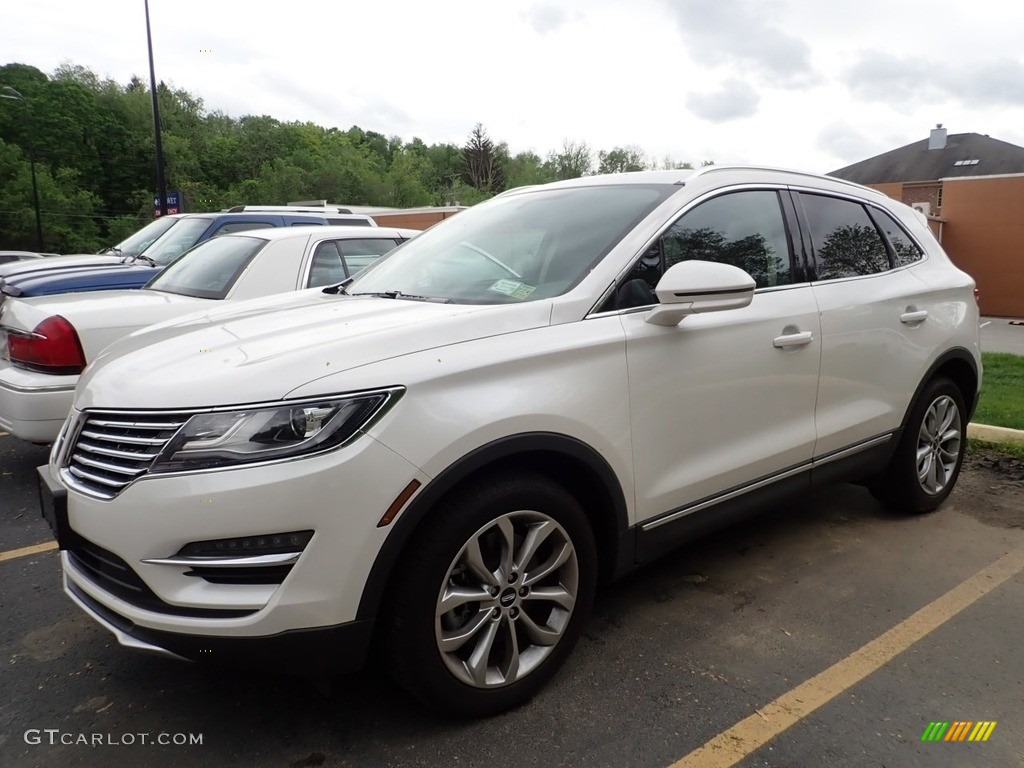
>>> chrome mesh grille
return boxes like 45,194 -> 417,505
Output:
64,411 -> 192,498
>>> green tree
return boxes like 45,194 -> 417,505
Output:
461,123 -> 504,194
505,150 -> 555,189
376,148 -> 433,207
546,139 -> 592,179
0,141 -> 101,252
651,156 -> 695,171
597,146 -> 647,174
0,59 -> 712,253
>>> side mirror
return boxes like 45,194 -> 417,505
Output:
645,260 -> 756,326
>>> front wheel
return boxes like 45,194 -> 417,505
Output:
871,376 -> 967,513
384,472 -> 597,717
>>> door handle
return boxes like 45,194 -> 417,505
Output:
773,331 -> 814,348
900,309 -> 928,324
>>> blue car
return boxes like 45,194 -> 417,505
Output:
0,211 -> 370,299
3,263 -> 158,297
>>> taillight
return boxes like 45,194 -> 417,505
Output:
7,315 -> 86,375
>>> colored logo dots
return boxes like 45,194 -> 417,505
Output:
921,721 -> 997,742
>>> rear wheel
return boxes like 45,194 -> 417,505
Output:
871,376 -> 966,513
384,472 -> 597,717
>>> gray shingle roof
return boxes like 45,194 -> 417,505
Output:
829,133 -> 1024,184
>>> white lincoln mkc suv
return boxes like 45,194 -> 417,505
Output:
40,166 -> 981,716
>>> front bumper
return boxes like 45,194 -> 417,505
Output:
66,576 -> 375,674
55,432 -> 427,644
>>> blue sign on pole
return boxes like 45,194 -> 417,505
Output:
153,190 -> 182,216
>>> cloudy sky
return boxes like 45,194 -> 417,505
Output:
3,0 -> 1024,174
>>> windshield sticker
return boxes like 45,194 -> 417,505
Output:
488,279 -> 536,299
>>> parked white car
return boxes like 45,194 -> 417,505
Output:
0,251 -> 58,264
41,167 -> 981,717
0,226 -> 415,443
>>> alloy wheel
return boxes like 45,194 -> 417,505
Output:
434,510 -> 579,689
916,394 -> 962,496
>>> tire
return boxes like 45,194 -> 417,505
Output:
383,471 -> 597,717
870,376 -> 967,513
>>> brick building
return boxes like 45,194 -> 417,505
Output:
830,126 -> 1024,317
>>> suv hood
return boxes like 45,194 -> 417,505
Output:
4,263 -> 158,297
77,292 -> 553,410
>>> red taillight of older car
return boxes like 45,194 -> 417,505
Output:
7,316 -> 86,375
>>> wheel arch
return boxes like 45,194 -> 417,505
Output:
903,347 -> 979,428
356,432 -> 630,621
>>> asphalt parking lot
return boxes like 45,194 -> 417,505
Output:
981,317 -> 1024,356
2,432 -> 1023,768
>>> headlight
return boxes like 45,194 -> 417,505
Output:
150,389 -> 401,473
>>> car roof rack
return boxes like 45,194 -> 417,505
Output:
224,205 -> 355,214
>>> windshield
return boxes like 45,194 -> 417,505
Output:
147,235 -> 266,299
141,218 -> 214,266
348,184 -> 674,304
109,217 -> 179,255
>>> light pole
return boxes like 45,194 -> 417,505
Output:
1,86 -> 44,251
144,0 -> 168,217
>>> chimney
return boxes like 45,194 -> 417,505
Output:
928,123 -> 947,150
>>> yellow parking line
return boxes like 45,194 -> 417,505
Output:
0,541 -> 58,564
670,544 -> 1024,768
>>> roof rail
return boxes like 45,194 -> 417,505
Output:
691,164 -> 881,195
224,205 -> 356,214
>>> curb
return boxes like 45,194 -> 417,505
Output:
968,422 -> 1024,446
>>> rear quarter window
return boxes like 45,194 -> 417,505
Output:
869,208 -> 925,267
799,193 -> 891,280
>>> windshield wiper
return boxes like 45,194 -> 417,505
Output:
349,290 -> 452,303
127,253 -> 158,267
100,245 -> 123,255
